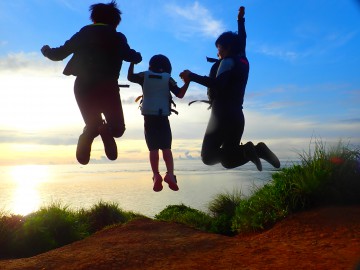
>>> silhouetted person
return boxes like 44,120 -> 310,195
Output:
181,7 -> 280,171
128,55 -> 189,192
41,1 -> 142,165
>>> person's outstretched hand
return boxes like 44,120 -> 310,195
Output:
179,70 -> 191,83
41,45 -> 50,57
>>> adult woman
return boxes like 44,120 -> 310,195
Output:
181,7 -> 280,170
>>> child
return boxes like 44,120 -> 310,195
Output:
181,7 -> 280,171
41,1 -> 142,165
128,55 -> 189,192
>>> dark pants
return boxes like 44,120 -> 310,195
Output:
201,102 -> 249,168
74,77 -> 125,138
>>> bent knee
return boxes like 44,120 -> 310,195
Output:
112,126 -> 125,138
201,154 -> 218,166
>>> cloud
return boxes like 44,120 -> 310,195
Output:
253,43 -> 299,61
0,52 -> 64,75
165,1 -> 225,39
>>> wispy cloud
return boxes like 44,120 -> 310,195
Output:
253,43 -> 299,61
0,52 -> 64,74
164,1 -> 225,39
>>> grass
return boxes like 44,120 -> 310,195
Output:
1,140 -> 359,259
156,139 -> 360,234
0,201 -> 143,259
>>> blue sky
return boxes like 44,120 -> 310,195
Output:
1,0 -> 360,165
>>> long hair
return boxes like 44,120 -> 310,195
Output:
90,1 -> 122,28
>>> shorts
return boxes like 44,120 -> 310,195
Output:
144,115 -> 172,151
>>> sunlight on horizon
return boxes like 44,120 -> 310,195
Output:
9,165 -> 49,216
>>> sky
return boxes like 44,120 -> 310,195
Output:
1,0 -> 360,166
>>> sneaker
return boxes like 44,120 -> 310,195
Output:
152,173 -> 163,192
98,122 -> 117,161
76,133 -> 94,165
244,141 -> 262,171
164,173 -> 179,191
255,142 -> 281,168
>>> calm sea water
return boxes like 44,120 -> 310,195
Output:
0,159 -> 280,217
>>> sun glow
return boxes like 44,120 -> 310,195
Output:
10,165 -> 49,215
0,73 -> 81,132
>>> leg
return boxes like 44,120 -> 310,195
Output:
149,150 -> 160,174
144,116 -> 164,192
201,109 -> 223,165
162,149 -> 179,191
101,80 -> 126,138
149,150 -> 163,192
74,78 -> 103,164
162,149 -> 174,175
74,78 -> 103,136
220,109 -> 262,171
81,80 -> 118,161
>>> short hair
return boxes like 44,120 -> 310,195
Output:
90,1 -> 122,28
215,31 -> 242,55
149,54 -> 172,74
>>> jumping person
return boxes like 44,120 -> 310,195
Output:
181,7 -> 280,171
128,55 -> 190,192
41,1 -> 142,165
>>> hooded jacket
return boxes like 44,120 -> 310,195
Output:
44,24 -> 141,80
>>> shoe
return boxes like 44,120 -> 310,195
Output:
152,173 -> 163,192
244,142 -> 262,171
255,142 -> 281,168
76,133 -> 94,165
164,173 -> 179,191
98,122 -> 117,161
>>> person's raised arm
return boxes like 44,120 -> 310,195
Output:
237,6 -> 247,56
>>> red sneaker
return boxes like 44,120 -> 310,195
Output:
164,173 -> 179,191
153,173 -> 163,192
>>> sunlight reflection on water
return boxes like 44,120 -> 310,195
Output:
8,165 -> 49,215
0,160 -> 276,217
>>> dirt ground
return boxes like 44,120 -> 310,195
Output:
1,206 -> 359,270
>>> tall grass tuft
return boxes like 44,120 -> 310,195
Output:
14,202 -> 88,257
0,214 -> 24,258
84,200 -> 139,233
231,139 -> 360,233
208,190 -> 243,235
155,204 -> 213,232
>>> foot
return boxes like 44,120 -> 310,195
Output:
255,142 -> 281,168
164,173 -> 179,191
98,122 -> 117,161
152,173 -> 163,192
76,133 -> 94,165
244,141 -> 262,171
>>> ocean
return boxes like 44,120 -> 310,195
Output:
0,159 -> 281,217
